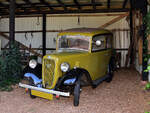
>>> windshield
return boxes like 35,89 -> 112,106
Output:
58,35 -> 90,51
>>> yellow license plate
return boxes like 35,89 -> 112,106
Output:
31,90 -> 53,100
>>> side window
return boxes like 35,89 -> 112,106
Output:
92,35 -> 106,51
106,35 -> 112,49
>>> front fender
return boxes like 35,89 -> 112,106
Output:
24,73 -> 42,85
55,68 -> 93,89
23,64 -> 42,79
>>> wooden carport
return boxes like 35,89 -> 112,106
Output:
0,0 -> 148,81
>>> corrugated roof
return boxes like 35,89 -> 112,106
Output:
0,0 -> 130,16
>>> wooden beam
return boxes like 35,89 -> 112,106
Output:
1,30 -> 62,34
39,0 -> 54,10
91,0 -> 96,10
56,0 -> 67,10
9,0 -> 15,42
0,28 -> 130,34
107,0 -> 111,8
23,0 -> 40,12
1,13 -> 130,18
129,0 -> 134,66
42,14 -> 46,56
73,0 -> 81,10
6,8 -> 129,15
0,2 -> 8,8
2,48 -> 56,51
1,2 -> 103,9
99,12 -> 129,28
122,0 -> 128,8
0,32 -> 42,57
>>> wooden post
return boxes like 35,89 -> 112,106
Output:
129,0 -> 134,66
141,0 -> 148,81
42,14 -> 46,56
9,0 -> 15,43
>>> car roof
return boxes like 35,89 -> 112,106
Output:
58,28 -> 112,37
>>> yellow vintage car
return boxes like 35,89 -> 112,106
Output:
20,28 -> 115,106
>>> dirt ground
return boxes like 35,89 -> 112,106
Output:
0,69 -> 150,113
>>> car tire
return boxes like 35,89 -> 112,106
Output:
105,65 -> 113,83
28,78 -> 36,99
73,79 -> 81,106
105,73 -> 113,83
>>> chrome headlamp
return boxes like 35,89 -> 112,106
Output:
60,62 -> 70,72
29,59 -> 37,69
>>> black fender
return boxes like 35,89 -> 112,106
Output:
23,64 -> 42,79
55,68 -> 93,89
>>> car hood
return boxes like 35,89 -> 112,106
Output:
44,49 -> 89,59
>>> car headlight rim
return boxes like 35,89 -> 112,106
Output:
60,62 -> 70,72
29,59 -> 37,69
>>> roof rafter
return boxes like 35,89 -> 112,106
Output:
91,0 -> 96,10
0,8 -> 129,15
0,0 -> 130,16
73,0 -> 81,10
122,0 -> 128,8
107,0 -> 111,8
23,0 -> 40,12
39,0 -> 54,10
0,1 -> 8,8
56,0 -> 67,10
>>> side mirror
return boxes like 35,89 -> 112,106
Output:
96,40 -> 101,46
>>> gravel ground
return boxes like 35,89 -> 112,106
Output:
0,69 -> 150,113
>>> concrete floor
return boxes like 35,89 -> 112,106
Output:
0,69 -> 150,113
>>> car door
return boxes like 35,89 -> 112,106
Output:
89,34 -> 112,80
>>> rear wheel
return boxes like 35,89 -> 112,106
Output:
73,79 -> 81,106
28,78 -> 36,99
105,65 -> 113,83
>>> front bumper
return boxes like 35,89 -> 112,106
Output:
19,83 -> 70,98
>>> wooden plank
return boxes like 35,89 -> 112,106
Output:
99,12 -> 129,28
138,38 -> 143,65
122,0 -> 128,8
1,30 -> 62,34
1,13 -> 130,18
1,29 -> 130,34
9,0 -> 15,42
42,14 -> 46,56
2,48 -> 56,50
0,8 -> 129,16
0,32 -> 42,57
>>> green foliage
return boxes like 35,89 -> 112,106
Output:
145,83 -> 150,90
0,42 -> 23,91
144,11 -> 150,72
145,11 -> 150,37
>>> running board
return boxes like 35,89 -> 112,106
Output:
19,83 -> 70,97
92,74 -> 109,88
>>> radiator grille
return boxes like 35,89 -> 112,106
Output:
43,59 -> 55,87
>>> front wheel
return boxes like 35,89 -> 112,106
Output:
28,78 -> 36,99
73,79 -> 81,106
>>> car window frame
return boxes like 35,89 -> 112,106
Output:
91,33 -> 113,52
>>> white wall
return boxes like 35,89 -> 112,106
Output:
0,13 -> 135,68
0,13 -> 129,48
